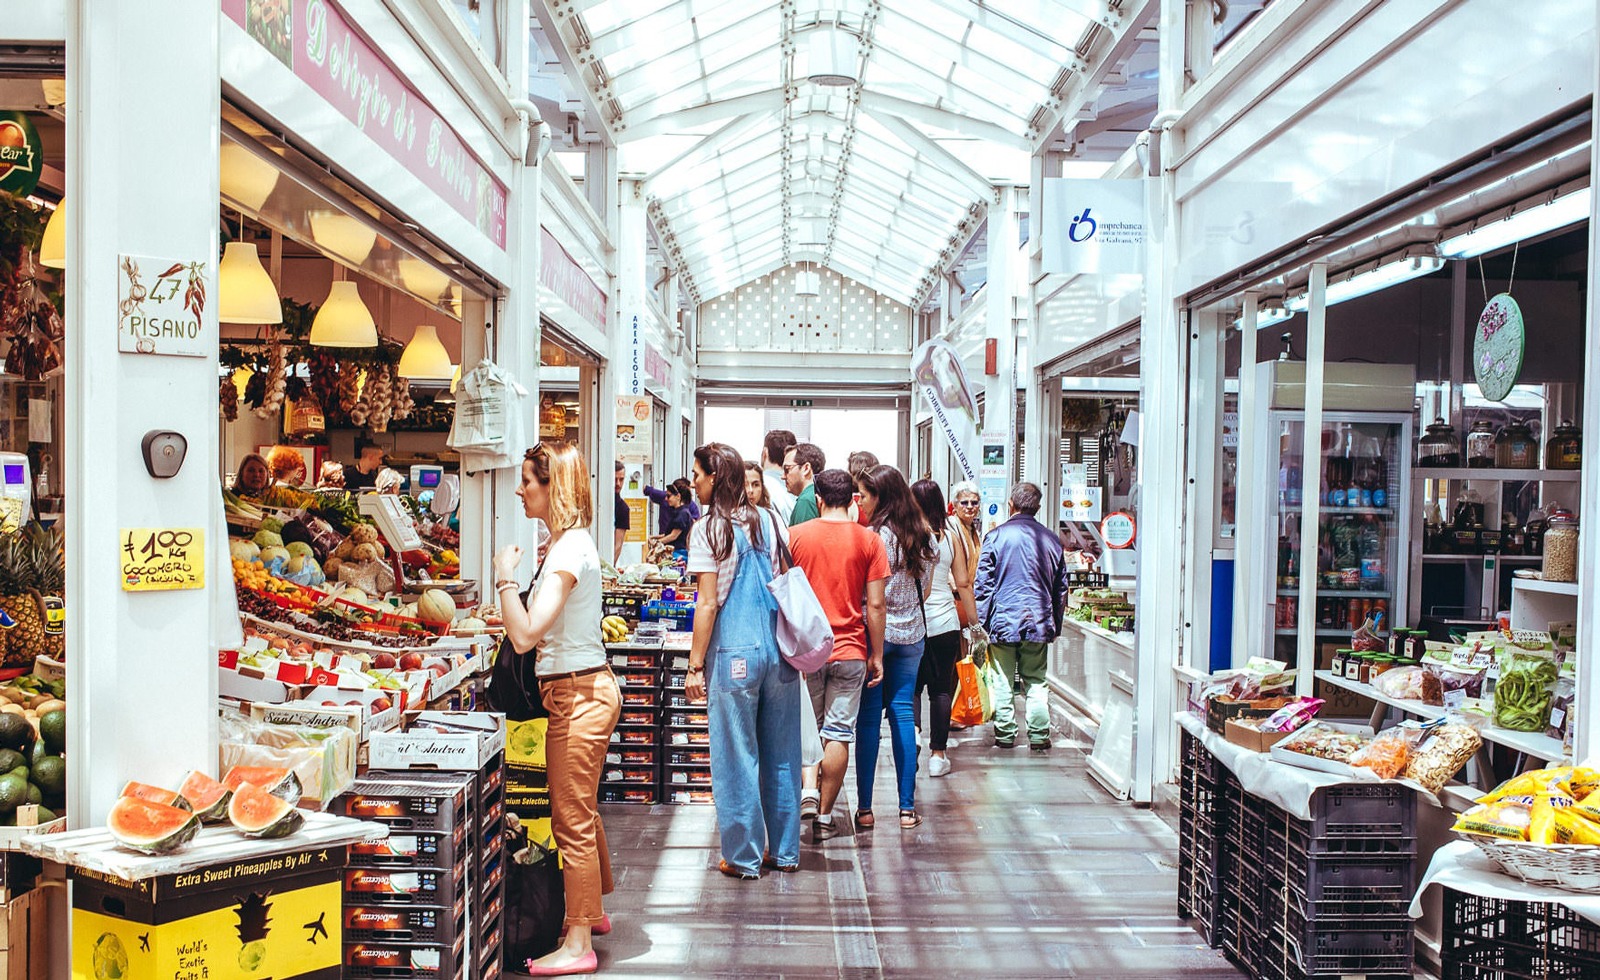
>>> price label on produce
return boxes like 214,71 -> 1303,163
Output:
119,527 -> 204,591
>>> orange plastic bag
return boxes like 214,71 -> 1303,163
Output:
951,657 -> 985,728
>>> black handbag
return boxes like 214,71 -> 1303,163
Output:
484,586 -> 548,721
503,833 -> 565,964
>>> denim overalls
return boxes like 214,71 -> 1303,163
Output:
707,522 -> 802,874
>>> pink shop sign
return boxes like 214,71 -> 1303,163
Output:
540,228 -> 608,331
223,0 -> 508,250
644,344 -> 671,389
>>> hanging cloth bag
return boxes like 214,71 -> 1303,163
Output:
763,512 -> 834,672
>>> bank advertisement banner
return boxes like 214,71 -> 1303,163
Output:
1041,178 -> 1147,276
911,338 -> 980,483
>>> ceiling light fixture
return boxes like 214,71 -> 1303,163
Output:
397,323 -> 454,379
38,199 -> 64,269
309,211 -> 378,264
309,279 -> 378,347
1286,254 -> 1443,312
807,26 -> 860,87
398,258 -> 451,303
219,142 -> 280,212
1438,186 -> 1592,259
218,241 -> 284,324
795,262 -> 820,297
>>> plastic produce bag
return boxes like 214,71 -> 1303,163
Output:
1350,725 -> 1427,780
1403,722 -> 1482,793
980,650 -> 1008,721
1494,649 -> 1560,732
1453,800 -> 1535,840
1258,698 -> 1323,733
219,713 -> 356,809
1372,666 -> 1444,705
951,656 -> 985,728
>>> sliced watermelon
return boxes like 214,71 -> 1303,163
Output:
221,765 -> 302,803
120,781 -> 192,811
227,781 -> 305,839
177,771 -> 233,823
107,797 -> 200,854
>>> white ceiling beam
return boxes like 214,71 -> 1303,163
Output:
582,0 -> 756,61
875,7 -> 1057,93
915,0 -> 1099,58
616,87 -> 789,141
642,113 -> 772,188
856,91 -> 1030,149
1029,0 -> 1157,151
533,1 -> 619,147
864,109 -> 995,202
605,34 -> 777,110
867,42 -> 1041,125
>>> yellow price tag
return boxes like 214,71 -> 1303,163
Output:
120,527 -> 204,591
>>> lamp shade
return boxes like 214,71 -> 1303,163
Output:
794,270 -> 820,296
397,258 -> 450,302
38,199 -> 64,269
219,242 -> 284,324
309,211 -> 377,264
397,324 -> 454,379
309,280 -> 378,347
807,27 -> 860,86
220,142 -> 280,211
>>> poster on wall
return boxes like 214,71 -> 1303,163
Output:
1059,463 -> 1102,523
0,112 -> 44,197
117,255 -> 211,358
615,395 -> 654,465
1041,178 -> 1147,276
911,338 -> 981,482
979,430 -> 1009,534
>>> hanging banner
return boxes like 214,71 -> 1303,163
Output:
1041,178 -> 1147,276
911,338 -> 980,482
615,395 -> 653,465
1059,463 -> 1102,523
979,430 -> 1009,535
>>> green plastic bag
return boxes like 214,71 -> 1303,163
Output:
980,653 -> 1009,724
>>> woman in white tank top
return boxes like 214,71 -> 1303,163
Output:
911,480 -> 977,776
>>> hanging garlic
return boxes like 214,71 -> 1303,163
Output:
337,363 -> 361,415
393,377 -> 415,421
369,363 -> 394,433
220,377 -> 239,422
255,339 -> 287,419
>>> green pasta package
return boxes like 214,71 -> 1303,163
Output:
1493,649 -> 1560,732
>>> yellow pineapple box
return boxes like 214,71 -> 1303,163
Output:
70,845 -> 345,980
505,717 -> 552,847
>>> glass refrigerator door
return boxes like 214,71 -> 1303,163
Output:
1270,412 -> 1411,668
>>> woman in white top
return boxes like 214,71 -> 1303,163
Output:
495,443 -> 619,977
911,480 -> 978,777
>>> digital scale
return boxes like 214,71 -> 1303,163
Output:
358,493 -> 424,553
0,451 -> 32,531
408,465 -> 443,498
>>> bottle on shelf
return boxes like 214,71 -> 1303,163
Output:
1500,512 -> 1524,556
1466,419 -> 1497,468
1418,417 -> 1462,467
1546,419 -> 1582,471
1525,503 -> 1549,557
1494,419 -> 1539,469
1423,500 -> 1446,554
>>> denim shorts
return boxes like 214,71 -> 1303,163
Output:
806,659 -> 869,744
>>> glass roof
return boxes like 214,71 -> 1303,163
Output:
551,0 -> 1115,305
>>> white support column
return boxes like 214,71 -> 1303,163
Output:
1295,263 -> 1329,698
1573,30 -> 1600,765
1184,308 -> 1223,673
608,178 -> 647,561
984,187 -> 1019,507
1232,295 -> 1261,666
67,0 -> 221,822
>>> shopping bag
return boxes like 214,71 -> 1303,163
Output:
766,513 -> 834,672
504,833 -> 565,966
980,653 -> 1008,723
951,656 -> 985,728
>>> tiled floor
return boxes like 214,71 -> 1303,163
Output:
581,723 -> 1247,979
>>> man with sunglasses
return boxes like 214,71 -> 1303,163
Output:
783,443 -> 825,526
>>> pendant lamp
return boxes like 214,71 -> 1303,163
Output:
220,142 -> 280,211
219,242 -> 284,324
309,280 -> 378,347
309,211 -> 377,264
397,258 -> 450,302
38,200 -> 65,269
397,324 -> 454,379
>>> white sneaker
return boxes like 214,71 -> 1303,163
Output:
928,755 -> 952,778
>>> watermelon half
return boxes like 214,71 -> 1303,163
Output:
107,796 -> 200,854
177,771 -> 233,823
120,781 -> 192,811
228,781 -> 305,839
221,765 -> 302,803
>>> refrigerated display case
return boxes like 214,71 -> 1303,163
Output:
1260,411 -> 1414,668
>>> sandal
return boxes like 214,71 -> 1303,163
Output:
899,809 -> 923,830
718,858 -> 760,880
854,809 -> 875,829
762,853 -> 800,873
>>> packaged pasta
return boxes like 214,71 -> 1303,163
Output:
1554,808 -> 1600,845
1453,800 -> 1535,840
1528,791 -> 1577,845
1478,768 -> 1582,804
1403,723 -> 1482,793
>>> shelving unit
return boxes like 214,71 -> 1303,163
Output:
1511,577 -> 1579,597
1509,576 -> 1580,633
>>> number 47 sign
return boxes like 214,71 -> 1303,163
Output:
120,527 -> 204,591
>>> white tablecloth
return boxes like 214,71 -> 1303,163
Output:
1411,840 -> 1600,925
1177,711 -> 1397,822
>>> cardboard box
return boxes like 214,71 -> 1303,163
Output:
1223,719 -> 1293,752
249,694 -> 401,742
70,846 -> 345,980
368,712 -> 506,771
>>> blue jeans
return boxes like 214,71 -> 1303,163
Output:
856,640 -> 924,812
707,526 -> 802,874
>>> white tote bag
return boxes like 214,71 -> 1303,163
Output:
764,513 -> 834,672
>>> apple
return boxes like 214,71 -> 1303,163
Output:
371,696 -> 393,712
372,652 -> 398,670
322,700 -> 340,707
426,664 -> 448,678
398,652 -> 425,672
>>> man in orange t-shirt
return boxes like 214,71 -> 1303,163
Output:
789,468 -> 889,841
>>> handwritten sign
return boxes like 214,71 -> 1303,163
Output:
118,255 -> 211,358
120,527 -> 204,591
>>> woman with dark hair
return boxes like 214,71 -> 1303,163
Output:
684,443 -> 802,879
910,479 -> 977,777
743,461 -> 791,546
855,464 -> 936,829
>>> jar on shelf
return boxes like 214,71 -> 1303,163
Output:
1546,420 -> 1582,470
1494,419 -> 1539,469
1525,505 -> 1548,556
1466,420 -> 1497,468
1418,418 -> 1461,467
1543,511 -> 1579,584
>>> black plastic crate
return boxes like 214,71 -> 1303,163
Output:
343,931 -> 467,979
607,745 -> 661,766
334,777 -> 471,832
1281,925 -> 1413,976
1442,887 -> 1600,980
344,862 -> 468,905
600,784 -> 660,804
1305,782 -> 1416,845
347,826 -> 469,870
343,899 -> 468,945
617,669 -> 660,689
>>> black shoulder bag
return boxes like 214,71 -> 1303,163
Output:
485,563 -> 550,720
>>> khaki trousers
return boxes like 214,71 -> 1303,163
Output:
540,668 -> 622,927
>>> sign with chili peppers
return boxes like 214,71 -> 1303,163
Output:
120,527 -> 204,591
0,112 -> 43,198
116,254 -> 211,358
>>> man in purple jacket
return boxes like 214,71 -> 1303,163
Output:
973,483 -> 1068,751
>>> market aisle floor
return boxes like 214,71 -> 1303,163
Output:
583,722 -> 1247,979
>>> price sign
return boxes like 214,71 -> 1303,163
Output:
1101,512 -> 1136,550
120,527 -> 204,591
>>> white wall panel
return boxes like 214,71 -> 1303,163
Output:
1175,0 -> 1596,296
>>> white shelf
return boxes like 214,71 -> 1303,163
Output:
1423,554 -> 1541,562
1313,670 -> 1567,761
1511,577 -> 1580,597
1414,467 -> 1581,483
1278,589 -> 1391,598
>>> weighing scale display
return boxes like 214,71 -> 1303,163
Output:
358,494 -> 424,552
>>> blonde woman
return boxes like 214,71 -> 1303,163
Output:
496,444 -> 619,977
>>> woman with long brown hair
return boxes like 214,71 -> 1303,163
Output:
911,479 -> 977,777
854,464 -> 936,829
496,443 -> 619,976
685,443 -> 802,878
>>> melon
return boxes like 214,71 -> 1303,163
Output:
221,765 -> 302,803
417,589 -> 455,624
120,781 -> 191,811
230,540 -> 260,563
285,541 -> 315,559
107,796 -> 200,854
228,781 -> 304,839
177,771 -> 233,823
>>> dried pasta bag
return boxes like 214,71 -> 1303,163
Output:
1528,791 -> 1577,845
1403,723 -> 1482,794
1571,787 -> 1600,823
1478,768 -> 1578,804
1553,807 -> 1600,845
1453,800 -> 1535,840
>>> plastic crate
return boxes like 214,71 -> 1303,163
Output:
1441,887 -> 1600,980
1305,782 -> 1416,845
1177,731 -> 1224,945
600,784 -> 660,804
343,899 -> 468,945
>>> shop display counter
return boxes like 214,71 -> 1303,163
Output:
24,813 -> 384,980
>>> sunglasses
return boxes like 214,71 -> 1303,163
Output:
955,499 -> 980,507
